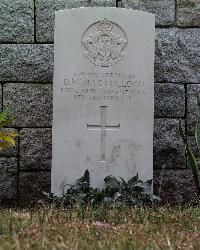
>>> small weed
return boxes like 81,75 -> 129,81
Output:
44,170 -> 160,208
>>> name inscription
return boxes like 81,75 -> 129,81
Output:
60,72 -> 146,103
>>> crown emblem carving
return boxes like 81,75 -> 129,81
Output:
97,18 -> 113,32
81,18 -> 128,67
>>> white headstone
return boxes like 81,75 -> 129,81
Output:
52,7 -> 155,196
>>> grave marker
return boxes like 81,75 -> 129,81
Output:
52,8 -> 155,195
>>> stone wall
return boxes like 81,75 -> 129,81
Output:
0,0 -> 199,205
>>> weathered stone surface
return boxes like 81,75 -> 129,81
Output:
20,128 -> 52,170
154,119 -> 186,169
154,169 -> 198,204
0,0 -> 34,42
122,0 -> 175,26
177,0 -> 200,27
36,0 -> 116,42
155,29 -> 200,83
19,172 -> 51,205
0,158 -> 18,200
0,129 -> 18,157
84,0 -> 116,6
3,83 -> 53,127
0,44 -> 53,82
154,83 -> 185,118
187,84 -> 200,135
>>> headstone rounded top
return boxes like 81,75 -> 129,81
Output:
55,7 -> 155,19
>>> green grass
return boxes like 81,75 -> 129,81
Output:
0,205 -> 199,249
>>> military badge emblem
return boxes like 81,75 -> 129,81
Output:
81,18 -> 128,67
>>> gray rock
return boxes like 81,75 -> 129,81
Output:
155,29 -> 200,83
154,119 -> 186,169
187,84 -> 200,135
0,0 -> 34,43
154,169 -> 198,204
122,0 -> 175,26
36,0 -> 116,42
3,83 -> 53,127
19,172 -> 51,205
177,0 -> 200,27
0,158 -> 18,200
0,128 -> 18,157
0,44 -> 54,82
20,128 -> 52,170
154,83 -> 185,118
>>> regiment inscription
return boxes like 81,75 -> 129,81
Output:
61,71 -> 146,103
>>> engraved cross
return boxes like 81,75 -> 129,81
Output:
87,106 -> 120,162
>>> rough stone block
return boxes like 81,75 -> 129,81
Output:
0,129 -> 18,157
187,84 -> 200,135
20,128 -> 52,170
154,83 -> 185,118
19,172 -> 51,205
0,158 -> 18,200
154,169 -> 197,204
0,0 -> 34,42
0,44 -> 54,82
155,29 -> 200,83
122,0 -> 175,26
36,0 -> 116,42
177,0 -> 200,27
3,83 -> 53,127
154,119 -> 186,169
